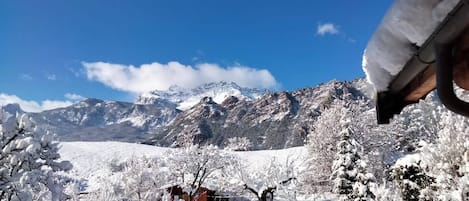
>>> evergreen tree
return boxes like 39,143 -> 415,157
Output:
331,128 -> 358,196
332,126 -> 375,201
392,160 -> 434,201
351,168 -> 375,201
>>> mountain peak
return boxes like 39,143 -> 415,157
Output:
135,81 -> 268,110
74,98 -> 105,108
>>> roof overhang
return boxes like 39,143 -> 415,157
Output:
377,0 -> 469,124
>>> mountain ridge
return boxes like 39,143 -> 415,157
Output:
2,78 -> 371,149
135,81 -> 269,110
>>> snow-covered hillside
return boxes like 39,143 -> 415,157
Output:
135,81 -> 268,110
59,141 -> 307,192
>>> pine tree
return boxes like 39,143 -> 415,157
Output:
331,128 -> 357,196
392,160 -> 434,201
332,127 -> 375,201
351,167 -> 375,201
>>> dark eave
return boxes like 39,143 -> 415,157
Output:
377,0 -> 469,124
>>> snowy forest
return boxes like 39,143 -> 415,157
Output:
2,89 -> 469,201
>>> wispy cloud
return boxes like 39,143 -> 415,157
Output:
64,93 -> 85,101
0,93 -> 73,112
19,74 -> 33,81
47,73 -> 57,80
69,67 -> 83,77
82,61 -> 279,93
316,23 -> 339,36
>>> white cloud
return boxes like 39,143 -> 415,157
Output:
41,100 -> 73,111
0,93 -> 73,113
65,93 -> 85,101
317,23 -> 339,36
82,61 -> 278,93
47,74 -> 57,80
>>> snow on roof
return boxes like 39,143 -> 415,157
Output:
362,0 -> 460,92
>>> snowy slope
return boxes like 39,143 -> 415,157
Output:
58,141 -> 307,191
362,0 -> 459,91
135,81 -> 268,110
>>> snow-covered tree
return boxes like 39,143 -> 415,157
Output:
331,127 -> 375,201
332,128 -> 358,196
351,171 -> 375,201
117,156 -> 168,200
165,145 -> 235,200
84,156 -> 170,201
226,156 -> 299,201
304,100 -> 350,192
0,109 -> 72,201
417,110 -> 469,200
392,158 -> 434,201
225,137 -> 252,151
388,93 -> 442,154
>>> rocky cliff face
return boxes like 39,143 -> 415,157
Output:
146,79 -> 371,149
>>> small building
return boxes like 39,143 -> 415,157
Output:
166,186 -> 230,201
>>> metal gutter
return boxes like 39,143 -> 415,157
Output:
377,0 -> 469,124
435,43 -> 469,117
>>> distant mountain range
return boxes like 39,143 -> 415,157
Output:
4,79 -> 372,149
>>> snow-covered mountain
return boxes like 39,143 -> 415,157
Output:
135,81 -> 269,110
29,98 -> 180,142
3,79 -> 371,146
146,79 -> 371,149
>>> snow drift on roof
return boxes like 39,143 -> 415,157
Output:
362,0 -> 459,92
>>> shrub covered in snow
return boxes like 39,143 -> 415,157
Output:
0,109 -> 72,200
392,160 -> 434,201
84,156 -> 169,201
225,137 -> 253,151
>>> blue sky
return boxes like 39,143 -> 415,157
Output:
0,0 -> 392,112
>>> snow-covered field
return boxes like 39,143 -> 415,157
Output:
59,141 -> 307,191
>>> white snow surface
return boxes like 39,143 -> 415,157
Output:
362,0 -> 459,91
135,81 -> 268,110
58,141 -> 306,192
